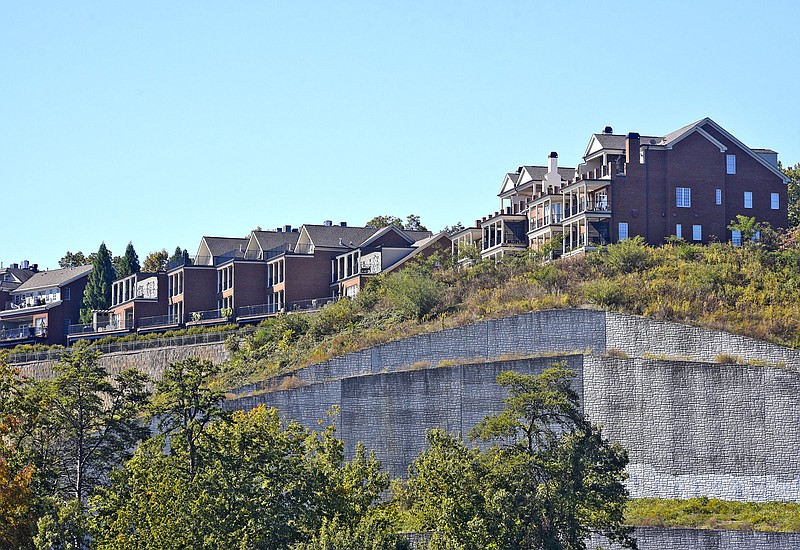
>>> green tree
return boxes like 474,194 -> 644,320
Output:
113,242 -> 140,278
0,353 -> 36,549
80,243 -> 115,323
149,358 -> 226,474
405,366 -> 636,550
404,214 -> 427,232
381,264 -> 443,321
90,406 -> 396,549
728,214 -> 762,244
142,249 -> 168,272
781,161 -> 800,228
366,214 -> 428,232
57,251 -> 87,269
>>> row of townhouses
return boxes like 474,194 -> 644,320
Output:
0,117 -> 790,348
0,223 -> 451,348
452,117 -> 790,263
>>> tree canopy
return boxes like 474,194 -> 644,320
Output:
781,161 -> 800,228
142,249 -> 168,272
366,214 -> 428,232
80,243 -> 116,323
112,242 -> 140,278
404,366 -> 636,550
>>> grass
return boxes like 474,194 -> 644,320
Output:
626,497 -> 800,532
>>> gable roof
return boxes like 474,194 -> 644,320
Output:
199,236 -> 250,258
382,232 -> 452,275
13,265 -> 93,293
251,231 -> 299,252
301,225 -> 384,248
660,117 -> 790,183
500,165 -> 574,195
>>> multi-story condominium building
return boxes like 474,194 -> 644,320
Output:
458,117 -> 789,259
0,262 -> 37,309
331,227 -> 450,297
0,264 -> 92,347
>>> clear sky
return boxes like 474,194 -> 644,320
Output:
2,1 -> 799,270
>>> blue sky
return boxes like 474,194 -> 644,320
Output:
2,1 -> 799,270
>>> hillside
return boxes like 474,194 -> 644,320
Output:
216,229 -> 800,390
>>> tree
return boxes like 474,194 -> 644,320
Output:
380,264 -> 443,321
405,366 -> 636,550
728,214 -> 762,244
113,242 -> 140,278
142,249 -> 168,272
0,353 -> 36,549
38,344 -> 149,505
366,214 -> 428,232
366,215 -> 404,229
90,406 -> 397,549
781,161 -> 800,228
58,251 -> 87,269
80,243 -> 115,323
149,358 -> 226,474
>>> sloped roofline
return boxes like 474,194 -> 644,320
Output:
664,117 -> 790,183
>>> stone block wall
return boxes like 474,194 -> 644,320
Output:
587,527 -> 800,550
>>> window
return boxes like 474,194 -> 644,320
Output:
676,187 -> 691,208
618,222 -> 629,241
726,154 -> 736,174
744,191 -> 753,209
675,224 -> 682,239
731,229 -> 742,247
692,225 -> 702,241
715,188 -> 722,205
64,288 -> 70,301
771,192 -> 780,210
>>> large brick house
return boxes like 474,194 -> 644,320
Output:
458,118 -> 790,259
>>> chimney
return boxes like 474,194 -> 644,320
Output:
544,151 -> 561,189
339,222 -> 347,227
324,220 -> 333,227
284,224 -> 292,233
10,263 -> 18,269
603,126 -> 613,134
22,260 -> 29,269
474,220 -> 481,227
626,132 -> 641,164
275,227 -> 282,232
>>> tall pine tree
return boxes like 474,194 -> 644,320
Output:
80,243 -> 115,323
115,242 -> 140,278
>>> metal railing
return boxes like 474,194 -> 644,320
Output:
138,313 -> 181,328
288,296 -> 338,312
8,327 -> 255,365
188,309 -> 230,323
565,199 -> 611,218
264,243 -> 313,259
529,213 -> 563,232
0,326 -> 41,341
237,303 -> 279,318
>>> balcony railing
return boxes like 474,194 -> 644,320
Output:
237,303 -> 280,318
0,326 -> 44,341
482,235 -> 526,251
138,313 -> 181,328
264,243 -> 313,259
529,213 -> 563,232
187,309 -> 231,323
564,199 -> 610,219
289,296 -> 338,311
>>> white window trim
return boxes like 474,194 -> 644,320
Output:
731,229 -> 742,247
692,224 -> 702,241
715,188 -> 722,205
675,224 -> 682,239
744,191 -> 753,209
676,187 -> 691,208
726,154 -> 736,174
618,222 -> 629,241
771,192 -> 780,210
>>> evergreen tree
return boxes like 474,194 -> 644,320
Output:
114,242 -> 140,278
80,243 -> 115,323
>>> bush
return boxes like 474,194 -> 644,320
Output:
381,267 -> 443,321
602,236 -> 653,273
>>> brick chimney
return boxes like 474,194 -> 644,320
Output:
625,133 -> 640,165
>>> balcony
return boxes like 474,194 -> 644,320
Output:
574,163 -> 613,182
237,303 -> 280,319
482,234 -> 525,251
529,213 -> 563,232
187,308 -> 232,325
138,313 -> 181,329
288,297 -> 338,312
67,319 -> 128,336
0,326 -> 44,342
564,199 -> 611,220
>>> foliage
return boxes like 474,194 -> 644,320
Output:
0,354 -> 36,549
149,358 -> 226,474
58,251 -> 88,269
90,406 -> 395,549
142,249 -> 169,272
626,497 -> 800,532
366,214 -> 428,231
727,214 -> 762,244
782,161 -> 800,228
112,241 -> 140,278
404,367 -> 635,550
169,246 -> 192,265
599,235 -> 652,273
380,264 -> 443,321
32,344 -> 149,505
80,243 -> 115,323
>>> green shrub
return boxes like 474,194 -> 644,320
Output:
381,267 -> 444,321
602,236 -> 653,273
